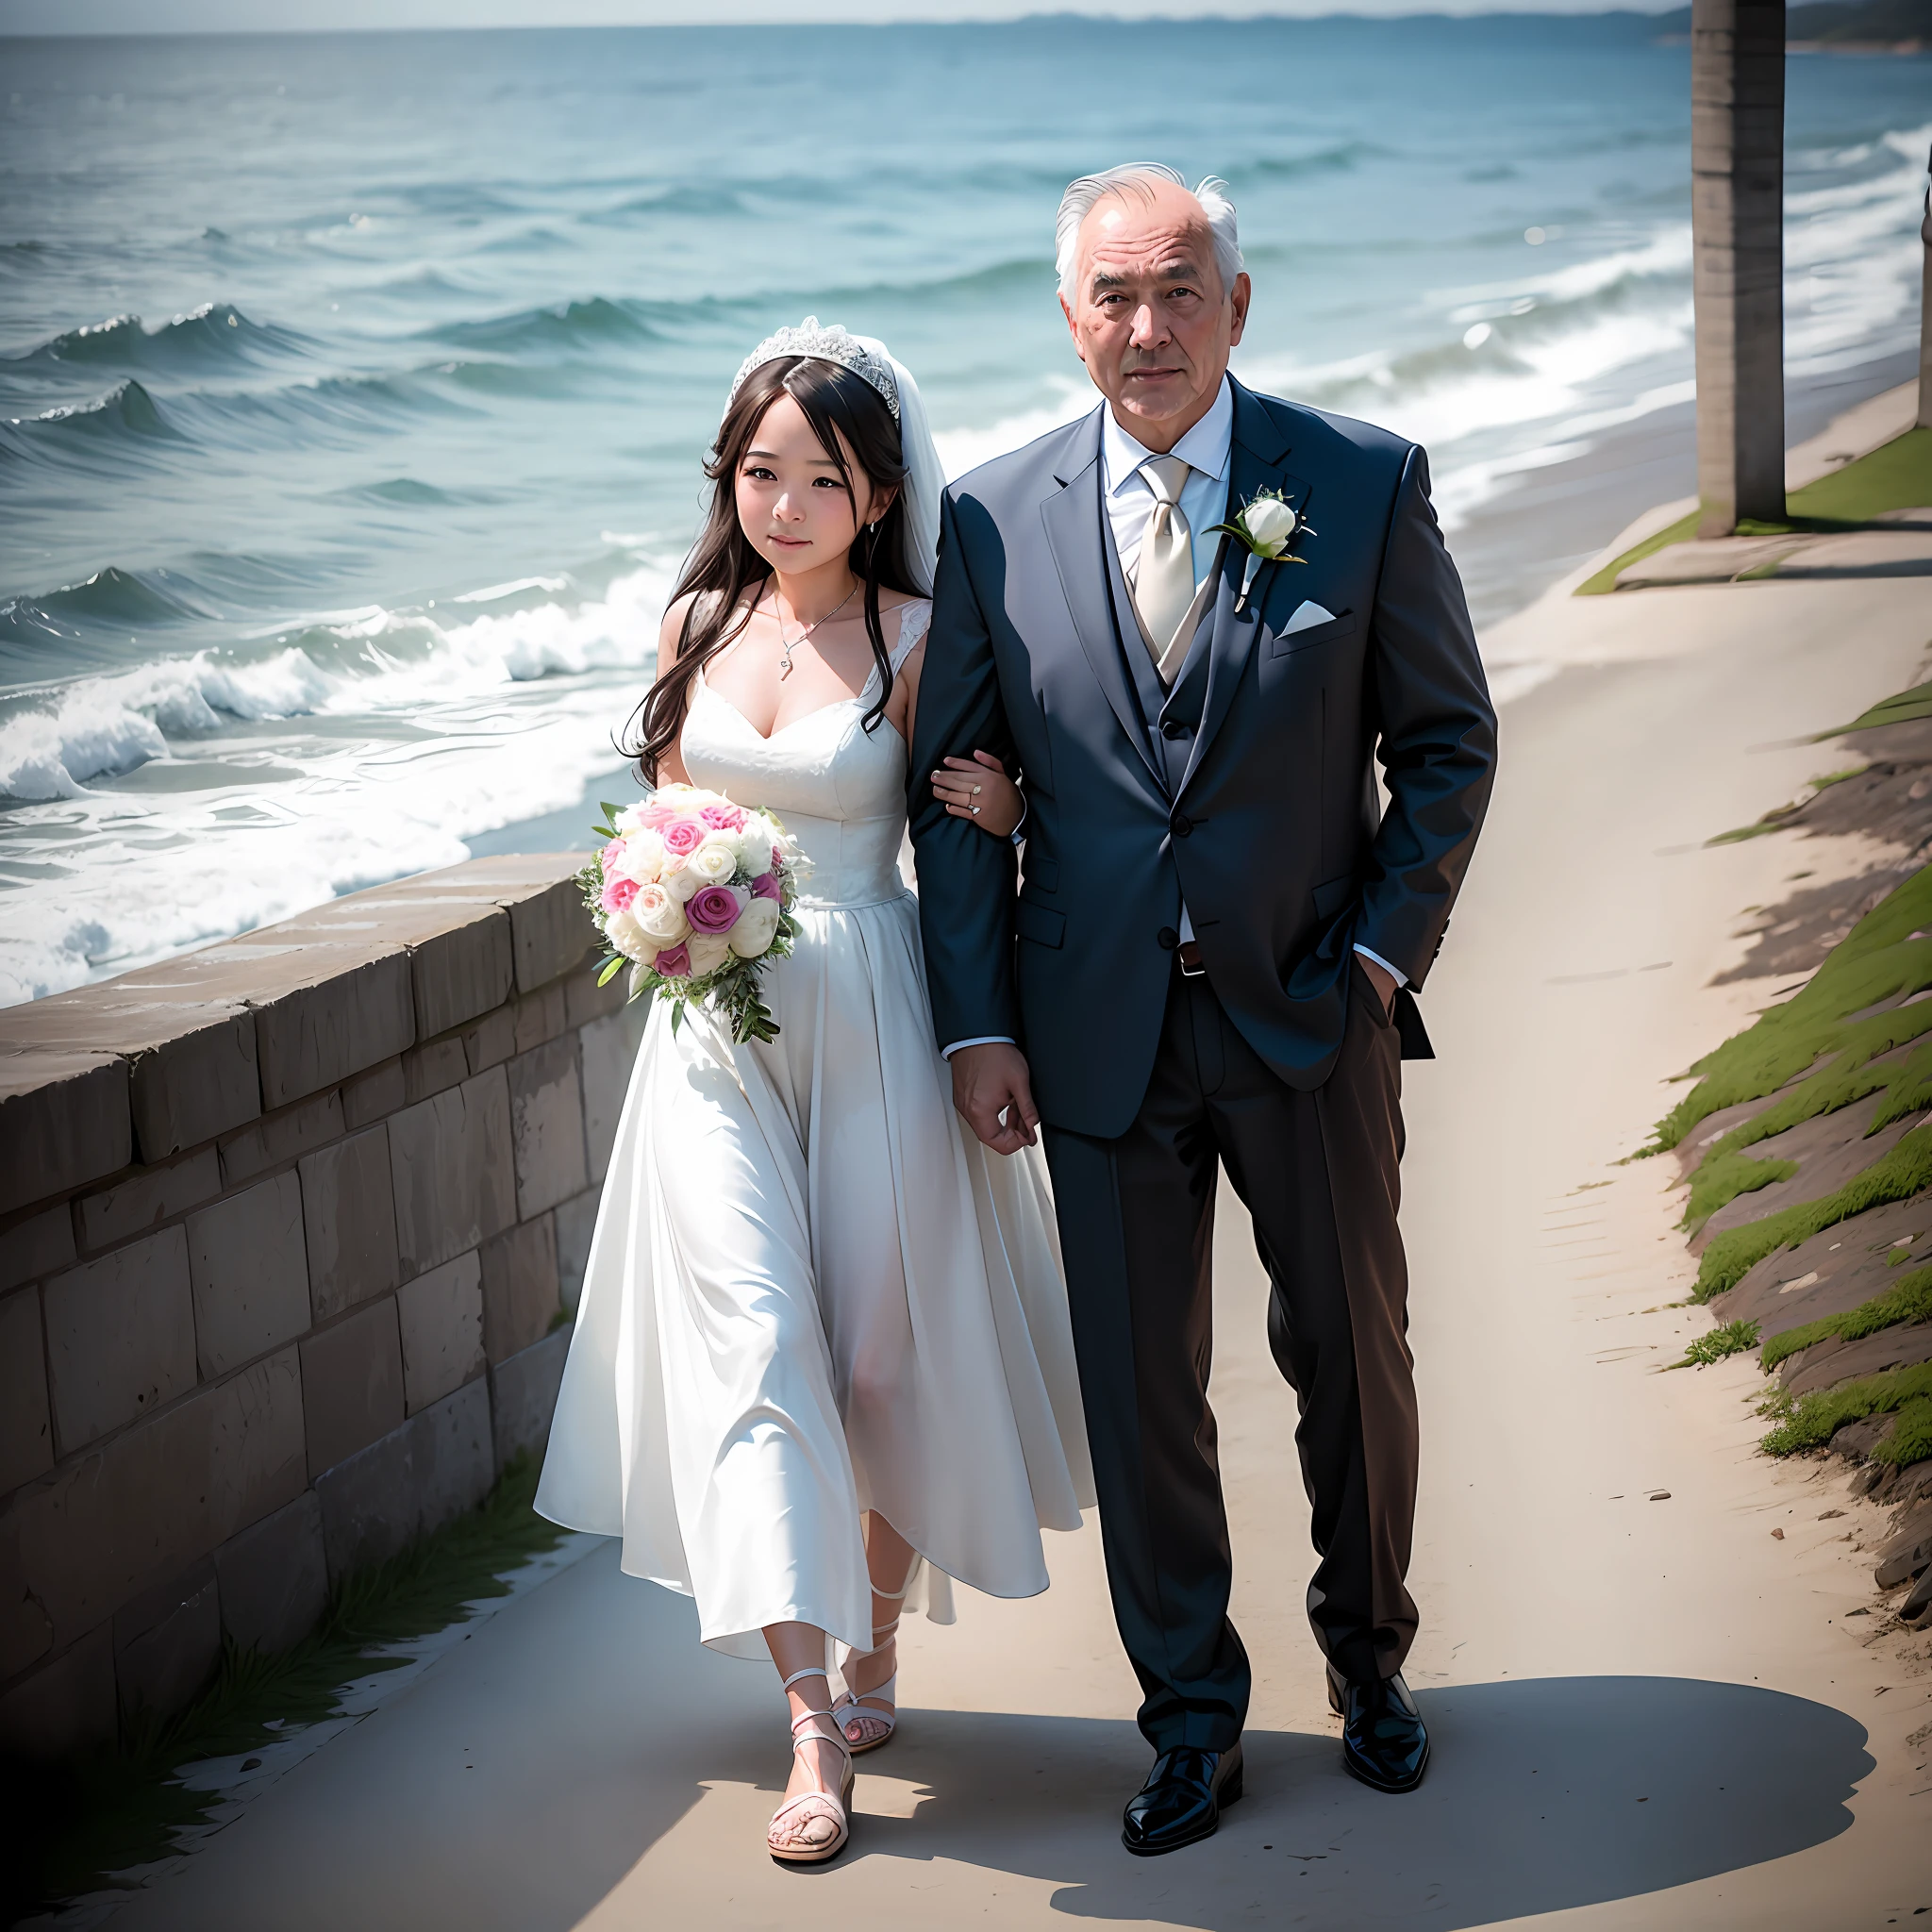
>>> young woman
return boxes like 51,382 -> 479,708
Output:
535,321 -> 1091,1865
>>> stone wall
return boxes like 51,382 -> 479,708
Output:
0,856 -> 640,1763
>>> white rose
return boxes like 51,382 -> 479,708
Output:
631,882 -> 691,945
758,820 -> 802,879
614,804 -> 644,833
685,933 -> 732,976
605,908 -> 657,964
727,895 -> 781,958
1243,495 -> 1298,557
717,815 -> 758,871
660,859 -> 702,903
686,833 -> 740,885
719,824 -> 759,875
617,827 -> 666,885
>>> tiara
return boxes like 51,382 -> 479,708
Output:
726,316 -> 900,421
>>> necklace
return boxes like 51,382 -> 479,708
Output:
767,580 -> 858,680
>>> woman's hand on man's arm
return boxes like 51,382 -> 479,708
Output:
931,750 -> 1023,838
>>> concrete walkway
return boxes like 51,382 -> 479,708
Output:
103,567 -> 1932,1930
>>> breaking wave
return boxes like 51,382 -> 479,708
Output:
0,560 -> 674,802
3,25 -> 1922,1010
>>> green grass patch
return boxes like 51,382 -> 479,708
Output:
15,1451 -> 571,1917
1880,1396 -> 1932,1469
1681,1150 -> 1798,1233
1759,1266 -> 1932,1372
1866,1038 -> 1932,1136
1760,1358 -> 1932,1457
1574,508 -> 1699,596
1788,425 -> 1932,526
1705,772 -> 1876,847
1707,804 -> 1805,846
1576,427 -> 1932,600
1650,864 -> 1932,1155
1692,1124 -> 1932,1302
1827,678 -> 1932,739
1650,846 -> 1932,1297
1676,1029 -> 1932,1228
1673,1317 -> 1761,1369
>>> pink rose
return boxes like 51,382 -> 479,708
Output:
700,802 -> 747,831
686,883 -> 744,935
661,817 -> 706,858
636,799 -> 680,830
654,941 -> 691,978
602,873 -> 640,914
750,871 -> 781,903
599,838 -> 622,872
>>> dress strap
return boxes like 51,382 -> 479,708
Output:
889,599 -> 932,675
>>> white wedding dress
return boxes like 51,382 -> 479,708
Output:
536,601 -> 1092,1661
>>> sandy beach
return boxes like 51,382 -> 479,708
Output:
72,399 -> 1932,1930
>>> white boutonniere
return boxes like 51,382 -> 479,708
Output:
1209,488 -> 1311,613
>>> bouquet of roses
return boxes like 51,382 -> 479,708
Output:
578,784 -> 806,1044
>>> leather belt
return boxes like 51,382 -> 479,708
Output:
1176,940 -> 1207,977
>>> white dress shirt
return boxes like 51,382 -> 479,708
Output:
941,385 -> 1401,1061
1102,375 -> 1235,592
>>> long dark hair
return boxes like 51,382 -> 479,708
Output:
625,355 -> 922,784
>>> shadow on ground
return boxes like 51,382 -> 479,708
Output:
819,1676 -> 1870,1928
97,1551 -> 1872,1932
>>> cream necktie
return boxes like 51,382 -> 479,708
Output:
1129,455 -> 1196,671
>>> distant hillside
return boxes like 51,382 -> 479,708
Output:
1653,0 -> 1931,44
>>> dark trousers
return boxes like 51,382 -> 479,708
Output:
1043,959 -> 1420,1752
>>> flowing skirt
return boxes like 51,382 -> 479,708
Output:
534,887 -> 1092,1659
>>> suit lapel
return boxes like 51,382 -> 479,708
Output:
1041,411 -> 1166,793
1181,380 -> 1313,794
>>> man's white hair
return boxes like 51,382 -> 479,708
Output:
1055,164 -> 1243,303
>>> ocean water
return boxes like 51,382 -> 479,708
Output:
1,21 -> 1925,1007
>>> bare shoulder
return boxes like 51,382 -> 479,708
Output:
885,592 -> 933,638
886,633 -> 924,739
885,599 -> 928,733
875,589 -> 929,625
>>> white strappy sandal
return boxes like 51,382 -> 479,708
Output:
767,1667 -> 856,1866
836,1583 -> 907,1756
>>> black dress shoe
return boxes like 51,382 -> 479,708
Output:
1121,1740 -> 1243,1856
1326,1664 -> 1429,1793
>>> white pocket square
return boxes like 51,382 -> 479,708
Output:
1282,599 -> 1337,636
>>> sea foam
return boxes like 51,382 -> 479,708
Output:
4,28 -> 1921,1011
0,563 -> 672,802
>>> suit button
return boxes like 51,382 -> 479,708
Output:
1171,814 -> 1192,839
1160,719 -> 1191,740
1158,927 -> 1179,951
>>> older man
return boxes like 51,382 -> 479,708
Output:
909,165 -> 1495,1853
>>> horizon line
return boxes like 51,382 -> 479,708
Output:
0,4 -> 1698,40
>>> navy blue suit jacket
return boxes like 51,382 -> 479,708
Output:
908,378 -> 1497,1141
